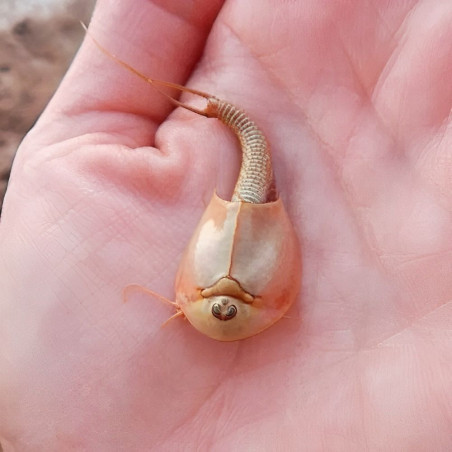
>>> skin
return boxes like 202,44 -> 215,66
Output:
0,0 -> 451,450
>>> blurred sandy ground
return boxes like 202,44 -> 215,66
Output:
0,0 -> 95,213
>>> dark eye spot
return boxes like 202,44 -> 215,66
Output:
212,304 -> 222,316
226,305 -> 237,318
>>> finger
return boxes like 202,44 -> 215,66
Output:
373,2 -> 452,152
28,0 -> 225,148
372,2 -> 452,201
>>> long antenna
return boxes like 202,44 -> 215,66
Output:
81,22 -> 212,117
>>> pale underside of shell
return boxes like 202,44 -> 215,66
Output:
175,193 -> 301,341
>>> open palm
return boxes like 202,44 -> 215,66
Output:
1,0 -> 451,450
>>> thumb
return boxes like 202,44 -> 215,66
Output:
22,0 -> 225,151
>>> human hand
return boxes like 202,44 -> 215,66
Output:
1,0 -> 451,450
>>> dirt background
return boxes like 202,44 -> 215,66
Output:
0,0 -> 96,214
